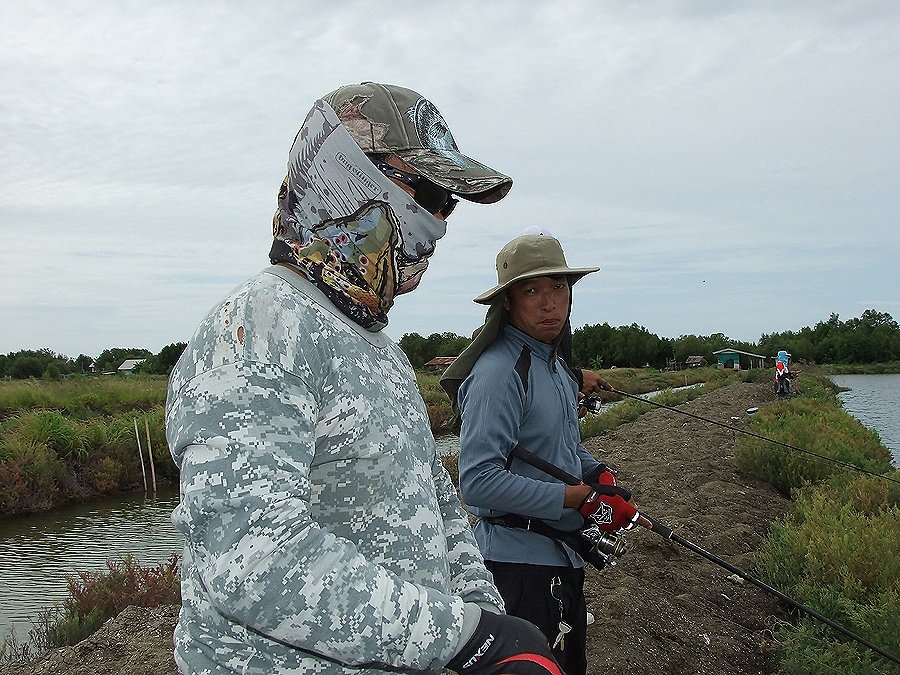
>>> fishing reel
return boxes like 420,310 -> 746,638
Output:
580,395 -> 605,415
577,521 -> 628,570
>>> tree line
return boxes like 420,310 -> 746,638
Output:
3,308 -> 896,380
399,308 -> 898,371
757,309 -> 899,365
0,343 -> 187,380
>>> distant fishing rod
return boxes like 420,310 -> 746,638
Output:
509,445 -> 900,667
590,388 -> 900,486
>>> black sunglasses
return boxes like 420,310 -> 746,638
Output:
373,161 -> 458,218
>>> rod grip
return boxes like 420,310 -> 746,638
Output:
639,514 -> 673,539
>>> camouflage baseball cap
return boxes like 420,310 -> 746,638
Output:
474,235 -> 599,304
322,82 -> 512,203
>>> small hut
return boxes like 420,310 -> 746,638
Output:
117,358 -> 146,374
424,356 -> 457,372
712,348 -> 767,370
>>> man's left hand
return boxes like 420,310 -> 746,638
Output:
579,369 -> 613,396
578,490 -> 639,531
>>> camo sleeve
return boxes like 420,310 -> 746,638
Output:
429,448 -> 505,612
168,360 -> 467,671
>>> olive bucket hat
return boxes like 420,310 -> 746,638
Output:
473,234 -> 600,304
322,82 -> 512,203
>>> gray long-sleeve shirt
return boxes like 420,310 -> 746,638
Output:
457,326 -> 601,567
166,266 -> 502,674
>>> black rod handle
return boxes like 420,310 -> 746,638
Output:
510,445 -> 581,486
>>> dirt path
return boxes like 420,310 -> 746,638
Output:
582,380 -> 790,675
3,381 -> 791,675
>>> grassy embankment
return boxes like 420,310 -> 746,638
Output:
0,376 -> 174,515
733,371 -> 898,675
822,360 -> 900,375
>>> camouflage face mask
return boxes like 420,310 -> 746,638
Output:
269,100 -> 447,331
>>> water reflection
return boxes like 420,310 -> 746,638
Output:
0,487 -> 182,640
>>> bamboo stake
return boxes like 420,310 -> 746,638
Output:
144,418 -> 157,492
134,418 -> 148,492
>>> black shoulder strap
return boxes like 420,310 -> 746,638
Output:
504,346 -> 533,471
513,344 -> 532,396
558,356 -> 581,387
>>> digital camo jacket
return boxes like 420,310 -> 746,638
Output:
166,266 -> 503,674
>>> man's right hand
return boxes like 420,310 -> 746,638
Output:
447,611 -> 563,675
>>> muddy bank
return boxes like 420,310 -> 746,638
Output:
583,380 -> 789,675
1,605 -> 179,675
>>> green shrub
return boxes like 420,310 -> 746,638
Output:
757,474 -> 900,674
16,410 -> 89,461
734,396 -> 893,495
33,554 -> 181,649
0,403 -> 172,514
775,612 -> 899,675
0,437 -> 66,512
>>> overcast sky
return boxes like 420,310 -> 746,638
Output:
2,1 -> 898,359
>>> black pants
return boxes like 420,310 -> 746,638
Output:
486,561 -> 587,675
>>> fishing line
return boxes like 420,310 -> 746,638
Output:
603,388 -> 900,486
509,445 -> 900,667
638,513 -> 900,667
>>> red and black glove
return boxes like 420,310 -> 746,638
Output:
578,485 -> 639,532
447,611 -> 563,675
582,463 -> 618,487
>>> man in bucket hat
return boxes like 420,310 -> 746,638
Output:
166,83 -> 563,675
442,234 -> 642,675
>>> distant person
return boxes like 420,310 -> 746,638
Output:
441,234 -> 641,675
775,349 -> 793,397
166,82 -> 562,675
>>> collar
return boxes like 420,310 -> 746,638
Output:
502,324 -> 555,361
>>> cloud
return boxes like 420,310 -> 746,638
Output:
1,1 -> 898,356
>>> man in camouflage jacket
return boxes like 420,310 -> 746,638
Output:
166,83 -> 563,675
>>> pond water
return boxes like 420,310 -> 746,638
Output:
0,487 -> 182,641
830,373 -> 900,466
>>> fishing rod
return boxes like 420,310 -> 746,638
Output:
590,387 -> 900,486
509,445 -> 900,667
